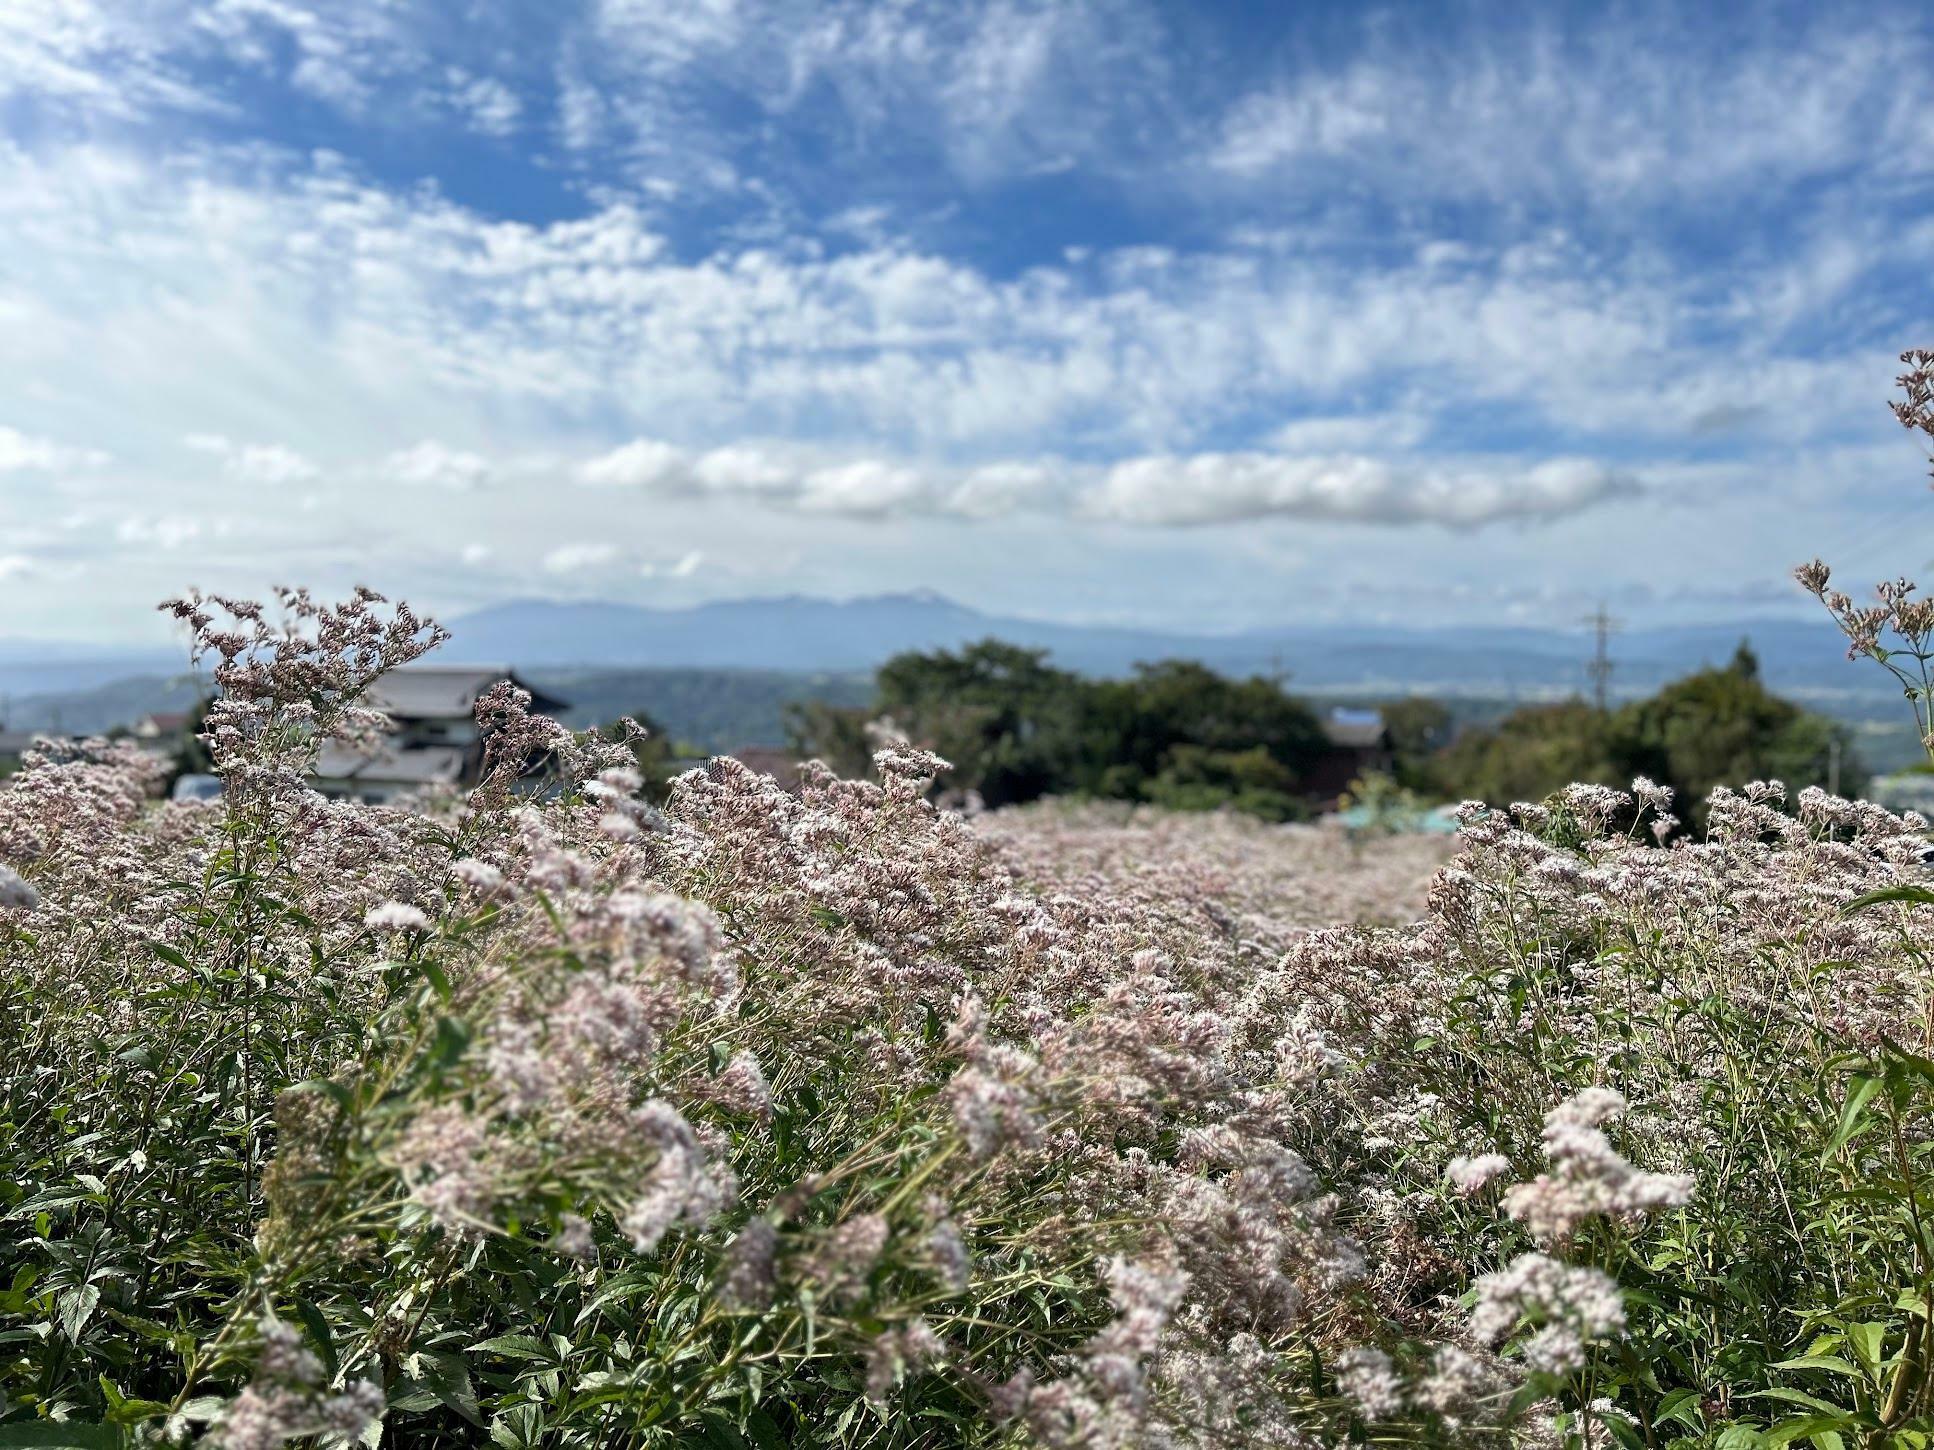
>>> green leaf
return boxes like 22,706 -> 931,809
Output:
146,942 -> 195,971
56,1284 -> 100,1341
470,1335 -> 558,1363
294,1297 -> 337,1380
1769,1356 -> 1862,1377
102,1396 -> 169,1428
1655,1388 -> 1705,1427
417,957 -> 452,1001
431,1015 -> 472,1070
743,1408 -> 786,1450
1845,884 -> 1934,913
1845,1322 -> 1887,1375
1760,1414 -> 1861,1447
415,1348 -> 483,1425
1823,1076 -> 1883,1162
1749,1388 -> 1855,1415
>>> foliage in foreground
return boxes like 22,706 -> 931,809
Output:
6,594 -> 1934,1448
2,589 -> 1545,1448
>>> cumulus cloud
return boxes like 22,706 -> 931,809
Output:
384,440 -> 491,490
441,67 -> 521,136
577,438 -> 686,489
577,438 -> 973,517
0,425 -> 108,471
641,549 -> 704,579
115,514 -> 202,549
536,541 -> 704,581
543,541 -> 621,574
795,460 -> 926,516
0,3 -> 1926,635
184,434 -> 321,485
945,462 -> 1060,519
1082,454 -> 1641,528
573,436 -> 1636,528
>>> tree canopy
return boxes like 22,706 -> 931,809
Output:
790,640 -> 1334,818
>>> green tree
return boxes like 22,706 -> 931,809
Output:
1429,645 -> 1862,827
1141,743 -> 1308,822
1614,642 -> 1863,823
790,644 -> 1335,817
1430,700 -> 1622,807
783,699 -> 874,777
175,696 -> 216,777
871,640 -> 1087,807
1076,661 -> 1328,799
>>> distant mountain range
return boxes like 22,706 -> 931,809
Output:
0,591 -> 1908,749
434,591 -> 1887,702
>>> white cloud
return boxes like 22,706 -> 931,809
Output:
796,460 -> 925,516
569,0 -> 1173,195
945,461 -> 1058,518
194,0 -> 413,114
184,434 -> 322,485
115,514 -> 202,549
0,5 -> 1928,636
0,0 -> 215,119
690,446 -> 800,499
640,549 -> 704,578
2,136 -> 1902,497
1083,454 -> 1641,528
442,68 -> 521,136
543,542 -> 621,574
1204,17 -> 1934,211
1270,413 -> 1428,454
0,424 -> 107,471
384,440 -> 491,490
578,438 -> 688,489
579,438 -> 948,515
571,435 -> 1635,528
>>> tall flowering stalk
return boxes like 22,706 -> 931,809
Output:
1796,349 -> 1934,761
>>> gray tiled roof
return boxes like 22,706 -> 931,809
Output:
313,741 -> 470,785
367,666 -> 567,720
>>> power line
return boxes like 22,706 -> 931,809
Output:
1581,603 -> 1620,713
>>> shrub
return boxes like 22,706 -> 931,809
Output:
0,589 -> 1489,1448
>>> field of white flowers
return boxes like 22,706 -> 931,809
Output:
0,590 -> 1928,1450
5,357 -> 1934,1448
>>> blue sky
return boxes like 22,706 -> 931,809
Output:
2,0 -> 1932,642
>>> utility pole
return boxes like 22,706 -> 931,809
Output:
1828,735 -> 1842,797
1581,603 -> 1619,713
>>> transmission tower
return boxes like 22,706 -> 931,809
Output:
1581,603 -> 1620,713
